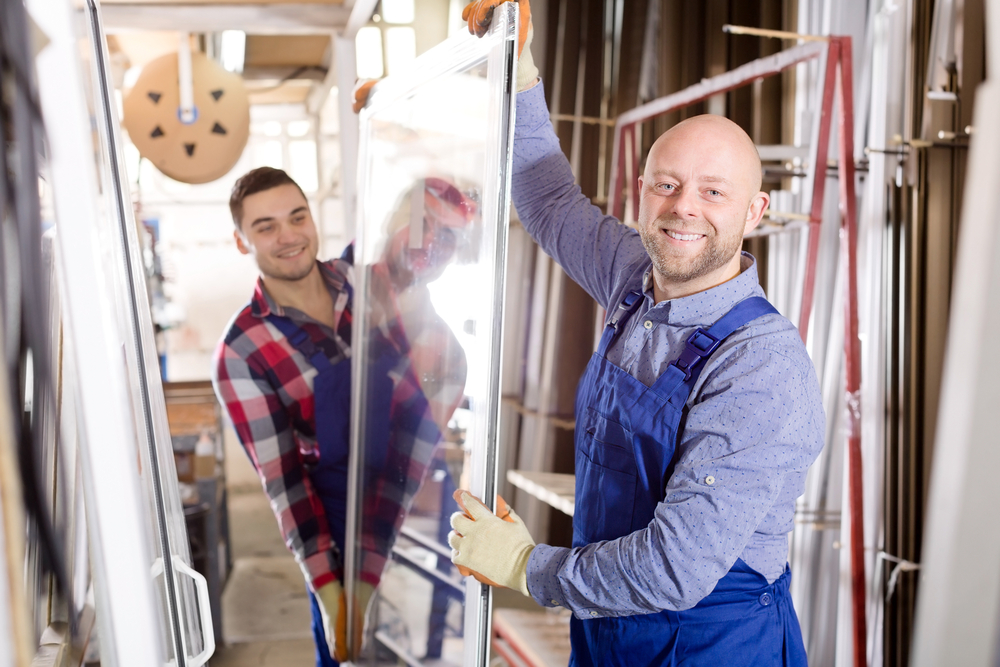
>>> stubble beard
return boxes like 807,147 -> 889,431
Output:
638,219 -> 744,285
261,246 -> 317,283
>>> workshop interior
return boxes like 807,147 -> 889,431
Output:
0,0 -> 997,665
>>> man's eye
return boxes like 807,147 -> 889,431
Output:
660,183 -> 676,192
707,190 -> 721,197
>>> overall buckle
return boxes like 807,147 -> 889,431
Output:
672,328 -> 721,381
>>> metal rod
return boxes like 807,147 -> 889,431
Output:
389,547 -> 464,598
551,113 -> 617,126
177,33 -> 195,124
722,24 -> 830,42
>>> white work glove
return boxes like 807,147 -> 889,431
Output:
516,22 -> 539,92
448,490 -> 535,596
315,579 -> 376,662
314,580 -> 343,661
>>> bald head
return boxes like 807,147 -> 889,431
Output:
645,115 -> 763,196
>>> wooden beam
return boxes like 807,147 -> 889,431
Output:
100,4 -> 350,33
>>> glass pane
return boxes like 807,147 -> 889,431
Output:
348,6 -> 518,666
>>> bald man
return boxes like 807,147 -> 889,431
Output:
445,5 -> 824,665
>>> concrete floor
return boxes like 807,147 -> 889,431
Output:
210,491 -> 317,666
210,470 -> 555,667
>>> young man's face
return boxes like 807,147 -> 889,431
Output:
235,183 -> 319,282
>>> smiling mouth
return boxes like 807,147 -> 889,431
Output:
276,247 -> 306,259
662,229 -> 705,242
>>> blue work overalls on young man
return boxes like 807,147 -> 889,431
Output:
265,312 -> 351,667
570,291 -> 808,667
267,253 -> 442,667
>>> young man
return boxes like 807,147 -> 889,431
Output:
213,168 -> 474,665
212,167 -> 355,666
445,2 -> 825,665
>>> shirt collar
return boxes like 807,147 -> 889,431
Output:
641,252 -> 763,327
249,260 -> 349,319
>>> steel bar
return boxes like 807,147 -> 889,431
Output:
722,24 -> 831,43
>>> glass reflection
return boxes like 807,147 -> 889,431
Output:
350,9 -> 517,662
357,177 -> 474,587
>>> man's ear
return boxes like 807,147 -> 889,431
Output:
744,191 -> 769,235
234,229 -> 251,255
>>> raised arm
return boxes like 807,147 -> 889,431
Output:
512,82 -> 648,309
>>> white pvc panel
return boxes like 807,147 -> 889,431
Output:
348,6 -> 518,666
28,0 -> 212,664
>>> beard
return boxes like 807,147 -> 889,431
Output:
637,217 -> 744,285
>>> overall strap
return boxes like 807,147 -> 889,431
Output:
641,296 -> 779,411
266,315 -> 336,374
596,291 -> 645,356
669,296 -> 778,383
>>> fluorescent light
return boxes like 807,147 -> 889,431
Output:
220,30 -> 246,73
381,0 -> 414,24
385,27 -> 416,75
356,27 -> 384,79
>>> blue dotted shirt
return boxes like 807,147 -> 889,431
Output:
513,82 -> 826,618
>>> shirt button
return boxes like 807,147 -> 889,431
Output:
551,600 -> 558,605
705,476 -> 715,485
590,611 -> 599,617
759,592 -> 773,606
643,320 -> 653,330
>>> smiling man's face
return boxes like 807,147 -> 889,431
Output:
636,115 -> 768,301
235,183 -> 319,282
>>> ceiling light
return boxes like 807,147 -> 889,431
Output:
381,0 -> 414,24
385,27 -> 416,75
220,30 -> 246,73
356,27 -> 385,79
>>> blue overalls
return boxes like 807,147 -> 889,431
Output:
265,313 -> 351,667
570,291 -> 808,667
266,260 -> 441,667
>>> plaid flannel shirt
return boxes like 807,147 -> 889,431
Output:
213,258 -> 466,591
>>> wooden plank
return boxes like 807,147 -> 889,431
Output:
245,35 -> 330,68
506,470 -> 574,517
492,608 -> 571,667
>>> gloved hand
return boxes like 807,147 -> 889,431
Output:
462,0 -> 538,91
454,492 -> 515,585
335,581 -> 376,662
314,580 -> 343,661
448,490 -> 535,596
352,78 -> 378,113
315,580 -> 377,662
462,0 -> 531,54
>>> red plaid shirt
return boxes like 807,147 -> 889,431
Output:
213,258 -> 466,591
213,259 -> 353,590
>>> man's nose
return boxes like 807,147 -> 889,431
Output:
670,188 -> 699,218
277,223 -> 303,243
